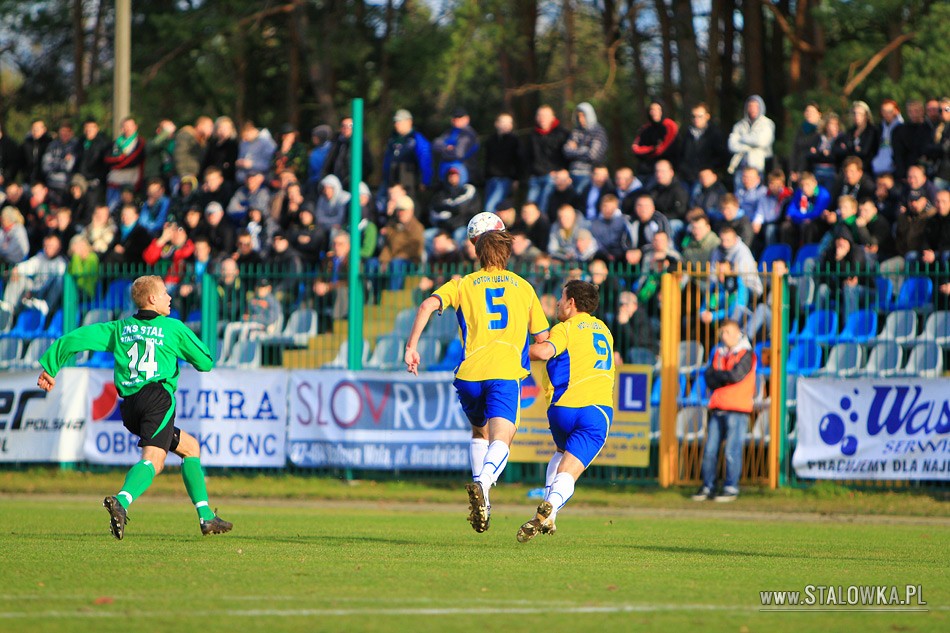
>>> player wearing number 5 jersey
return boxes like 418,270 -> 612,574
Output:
405,230 -> 550,533
37,275 -> 232,540
518,280 -> 615,543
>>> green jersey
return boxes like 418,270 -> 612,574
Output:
40,311 -> 214,397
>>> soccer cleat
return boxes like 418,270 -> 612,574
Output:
465,482 -> 489,533
691,487 -> 713,501
102,496 -> 128,540
517,501 -> 555,543
200,512 -> 233,536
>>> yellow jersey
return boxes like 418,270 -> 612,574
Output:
543,312 -> 615,408
433,268 -> 549,382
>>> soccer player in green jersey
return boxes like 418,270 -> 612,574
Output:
37,275 -> 232,540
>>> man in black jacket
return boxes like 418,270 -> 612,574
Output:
78,118 -> 113,205
22,119 -> 52,185
676,103 -> 728,189
483,113 -> 522,214
525,105 -> 569,216
0,123 -> 22,186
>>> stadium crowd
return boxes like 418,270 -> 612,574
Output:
1,95 -> 950,360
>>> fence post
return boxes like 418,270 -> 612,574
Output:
348,98 -> 365,370
62,274 -> 78,335
768,269 -> 785,489
200,273 -> 219,360
658,272 -> 681,487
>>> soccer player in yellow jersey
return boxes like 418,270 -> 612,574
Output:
405,230 -> 550,532
518,280 -> 615,543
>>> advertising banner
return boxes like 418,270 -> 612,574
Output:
85,368 -> 287,467
0,369 -> 87,463
793,378 -> 950,480
287,370 -> 471,469
509,363 -> 652,467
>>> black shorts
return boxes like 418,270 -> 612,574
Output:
120,382 -> 180,452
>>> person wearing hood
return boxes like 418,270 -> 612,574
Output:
314,174 -> 351,233
323,117 -> 374,190
235,120 -> 276,185
483,113 -> 523,214
432,107 -> 479,185
871,100 -> 903,177
727,95 -> 775,187
676,102 -> 728,190
526,105 -> 570,215
169,175 -> 199,223
711,224 -> 763,297
632,101 -> 679,182
381,109 -> 433,199
66,174 -> 92,226
307,125 -> 334,193
692,318 -> 756,502
816,227 -> 875,317
428,166 -> 479,240
563,102 -> 608,195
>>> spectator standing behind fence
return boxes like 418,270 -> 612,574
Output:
428,166 -> 479,243
579,165 -> 615,221
789,103 -> 822,186
102,204 -> 151,266
526,105 -> 570,215
712,224 -> 762,298
626,194 -> 672,266
139,180 -> 171,235
615,167 -> 644,216
816,228 -> 875,317
717,194 -> 754,249
307,125 -> 334,196
143,222 -> 194,295
314,174 -> 350,234
144,119 -> 177,188
227,170 -> 271,227
312,232 -> 352,331
42,121 -> 80,204
680,209 -> 721,268
676,102 -> 727,190
323,117 -> 373,190
483,113 -> 522,214
173,116 -> 213,182
104,117 -> 145,210
648,159 -> 689,239
548,204 -> 589,262
699,260 -> 748,326
175,235 -> 213,317
379,196 -> 424,290
0,123 -> 22,186
727,95 -> 774,187
631,101 -> 679,183
844,101 -> 879,175
234,120 -> 274,186
0,206 -> 29,265
22,119 -> 52,185
808,113 -> 849,193
545,169 -> 581,220
613,291 -> 656,358
2,232 -> 66,318
894,100 -> 931,180
270,124 -> 307,188
690,168 -> 727,219
381,110 -> 433,202
82,205 -> 117,256
432,107 -> 479,186
693,319 -> 755,502
200,202 -> 236,261
931,98 -> 950,191
563,102 -> 608,195
833,156 -> 875,202
67,234 -> 99,303
781,171 -> 832,247
871,100 -> 903,177
67,174 -> 92,226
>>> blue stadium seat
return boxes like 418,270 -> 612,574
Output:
82,350 -> 115,369
2,308 -> 45,339
759,244 -> 792,271
42,310 -> 64,338
625,346 -> 658,366
838,309 -> 877,344
874,277 -> 894,311
101,279 -> 133,312
791,243 -> 821,275
892,277 -> 933,311
417,338 -> 443,370
786,341 -> 822,376
428,338 -> 462,371
788,309 -> 837,345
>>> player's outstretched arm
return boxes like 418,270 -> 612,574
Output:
37,322 -> 115,387
405,296 -> 441,376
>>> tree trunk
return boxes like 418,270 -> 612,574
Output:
232,27 -> 247,126
671,0 -> 703,113
379,0 -> 395,124
742,0 -> 766,98
295,4 -> 338,124
721,0 -> 736,122
706,0 -> 722,115
287,12 -> 301,129
769,0 -> 789,138
627,0 -> 650,118
515,1 -> 539,125
88,0 -> 106,85
563,0 -> 576,105
72,0 -> 85,113
788,0 -> 807,94
600,0 -> 624,168
653,0 -> 676,109
886,18 -> 902,83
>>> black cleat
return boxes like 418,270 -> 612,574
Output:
103,496 -> 128,540
200,513 -> 233,536
465,482 -> 490,533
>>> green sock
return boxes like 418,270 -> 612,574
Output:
117,459 -> 156,509
181,457 -> 215,521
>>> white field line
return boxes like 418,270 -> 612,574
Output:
0,603 -> 945,619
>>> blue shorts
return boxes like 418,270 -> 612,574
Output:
548,404 -> 613,468
454,379 -> 521,427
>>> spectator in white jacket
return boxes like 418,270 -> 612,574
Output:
728,95 -> 775,189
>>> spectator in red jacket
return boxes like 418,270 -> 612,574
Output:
142,221 -> 195,294
631,101 -> 679,182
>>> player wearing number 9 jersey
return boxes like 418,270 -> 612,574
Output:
518,280 -> 615,543
405,230 -> 550,533
37,275 -> 232,540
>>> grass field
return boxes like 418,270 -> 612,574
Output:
1,473 -> 948,633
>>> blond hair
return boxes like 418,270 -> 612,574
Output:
131,275 -> 164,309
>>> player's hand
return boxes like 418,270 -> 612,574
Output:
37,371 -> 55,392
405,348 -> 421,376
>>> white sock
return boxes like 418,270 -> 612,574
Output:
476,440 -> 510,505
546,472 -> 575,521
544,452 -> 563,498
470,438 -> 489,480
